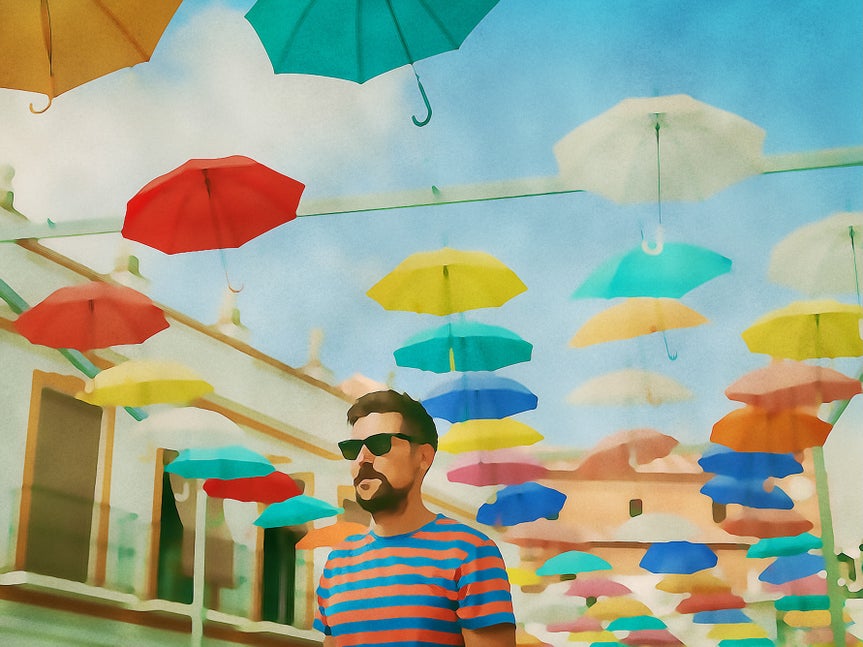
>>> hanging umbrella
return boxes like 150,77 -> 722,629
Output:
783,609 -> 846,629
122,156 -> 305,254
393,320 -> 533,372
676,591 -> 747,613
720,508 -> 814,539
585,597 -> 654,620
573,241 -> 732,299
740,300 -> 863,360
476,482 -> 566,527
566,577 -> 632,599
620,629 -> 685,646
608,616 -> 667,631
569,297 -> 708,348
501,518 -> 590,552
693,609 -> 752,624
707,624 -> 769,640
775,595 -> 831,612
13,281 -> 169,351
296,519 -> 368,550
566,369 -> 693,407
763,573 -> 827,596
768,211 -> 863,301
506,566 -> 542,588
568,630 -> 618,643
535,550 -> 612,576
747,533 -> 823,559
758,553 -> 826,585
76,359 -> 214,407
698,445 -> 803,479
655,571 -> 732,594
574,428 -> 679,479
700,475 -> 794,510
546,616 -> 602,633
254,494 -> 344,528
245,0 -> 500,127
134,407 -> 258,455
438,417 -> 543,453
715,639 -> 774,647
422,373 -> 538,422
724,360 -> 862,411
203,471 -> 301,503
366,247 -> 527,315
710,406 -> 833,453
446,448 -> 548,486
0,0 -> 183,112
640,541 -> 718,574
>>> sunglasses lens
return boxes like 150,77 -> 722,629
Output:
338,440 -> 362,460
365,434 -> 394,456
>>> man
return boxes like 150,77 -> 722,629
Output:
314,390 -> 516,647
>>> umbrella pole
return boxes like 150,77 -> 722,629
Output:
191,483 -> 207,647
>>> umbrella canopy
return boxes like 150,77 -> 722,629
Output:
676,591 -> 747,613
203,471 -> 301,503
573,241 -> 732,299
763,573 -> 828,596
255,494 -> 344,528
758,553 -> 826,585
535,550 -> 612,576
76,359 -> 214,407
585,597 -> 654,620
569,297 -> 708,348
720,508 -> 814,539
476,482 -> 566,527
553,93 -> 765,204
574,428 -> 679,479
715,639 -> 774,647
748,533 -> 822,558
774,595 -> 830,612
506,566 -> 542,588
710,406 -> 833,453
13,281 -> 169,351
741,300 -> 863,360
608,616 -> 667,631
700,475 -> 794,510
0,0 -> 182,111
165,445 -> 274,480
768,211 -> 863,299
620,629 -> 685,646
707,624 -> 769,640
546,616 -> 602,633
446,448 -> 548,486
724,360 -> 861,411
438,417 -> 543,453
394,320 -> 533,373
698,444 -> 803,479
295,520 -> 368,550
693,609 -> 752,624
366,247 -> 527,315
656,571 -> 732,594
565,577 -> 632,598
640,541 -> 718,574
423,373 -> 538,422
122,156 -> 305,254
566,369 -> 693,407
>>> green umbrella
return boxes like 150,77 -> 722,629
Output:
394,320 -> 532,373
245,0 -> 500,126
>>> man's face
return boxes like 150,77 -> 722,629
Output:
349,412 -> 421,514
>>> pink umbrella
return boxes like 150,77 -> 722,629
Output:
763,573 -> 828,596
446,448 -> 548,486
546,616 -> 602,633
565,577 -> 632,598
725,359 -> 861,411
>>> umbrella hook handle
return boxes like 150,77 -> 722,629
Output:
411,73 -> 432,127
641,224 -> 665,255
29,95 -> 52,114
174,481 -> 191,502
662,331 -> 678,361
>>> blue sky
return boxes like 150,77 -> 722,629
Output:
2,0 -> 862,449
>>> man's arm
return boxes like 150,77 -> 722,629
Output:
322,636 -> 335,647
463,623 -> 516,647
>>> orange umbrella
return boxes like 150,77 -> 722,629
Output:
711,406 -> 832,453
574,428 -> 678,479
675,591 -> 746,613
296,520 -> 368,550
720,508 -> 814,539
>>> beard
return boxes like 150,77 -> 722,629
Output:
354,465 -> 411,514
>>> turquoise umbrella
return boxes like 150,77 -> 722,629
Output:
254,494 -> 343,528
394,320 -> 532,373
747,533 -> 822,558
535,550 -> 611,576
572,241 -> 732,299
245,0 -> 500,126
607,615 -> 667,631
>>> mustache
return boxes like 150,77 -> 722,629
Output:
354,464 -> 388,486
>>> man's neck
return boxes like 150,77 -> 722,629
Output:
371,502 -> 437,537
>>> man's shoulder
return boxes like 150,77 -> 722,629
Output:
423,514 -> 499,545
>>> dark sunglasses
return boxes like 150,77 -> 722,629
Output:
338,432 -> 417,460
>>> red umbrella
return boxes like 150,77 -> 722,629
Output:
725,360 -> 861,411
675,591 -> 746,613
122,155 -> 305,254
710,406 -> 833,453
621,629 -> 685,646
203,470 -> 301,503
13,281 -> 168,351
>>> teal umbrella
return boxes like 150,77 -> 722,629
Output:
747,533 -> 822,558
607,615 -> 667,631
535,550 -> 611,576
394,320 -> 532,373
573,241 -> 732,299
245,0 -> 500,126
254,494 -> 344,528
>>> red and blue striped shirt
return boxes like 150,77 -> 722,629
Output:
314,514 -> 515,646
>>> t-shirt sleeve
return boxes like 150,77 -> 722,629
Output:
313,573 -> 332,635
455,537 -> 516,630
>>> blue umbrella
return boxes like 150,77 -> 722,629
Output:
572,241 -> 732,299
535,550 -> 611,576
639,541 -> 718,574
700,475 -> 794,509
693,609 -> 751,624
698,444 -> 802,479
423,373 -> 538,422
758,552 -> 826,585
254,494 -> 344,528
747,533 -> 822,558
476,481 -> 565,527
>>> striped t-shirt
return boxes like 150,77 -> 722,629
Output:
314,514 -> 515,646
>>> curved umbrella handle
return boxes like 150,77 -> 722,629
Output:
662,330 -> 678,361
411,73 -> 432,127
29,95 -> 52,114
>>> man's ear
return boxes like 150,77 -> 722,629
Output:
418,444 -> 435,473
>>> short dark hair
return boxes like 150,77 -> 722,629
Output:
347,390 -> 438,451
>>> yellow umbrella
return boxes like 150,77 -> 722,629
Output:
569,297 -> 707,348
566,630 -> 617,643
506,566 -> 542,588
0,0 -> 183,112
706,623 -> 768,640
366,247 -> 527,316
76,359 -> 214,407
741,299 -> 863,360
438,418 -> 544,453
584,596 -> 653,620
783,608 -> 851,628
655,570 -> 731,594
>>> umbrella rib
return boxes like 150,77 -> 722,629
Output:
92,0 -> 151,59
416,0 -> 462,49
273,0 -> 318,73
850,225 -> 861,305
